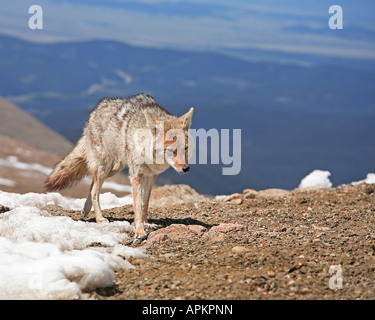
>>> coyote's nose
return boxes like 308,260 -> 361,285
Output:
182,166 -> 190,173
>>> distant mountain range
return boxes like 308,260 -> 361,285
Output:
0,96 -> 72,156
0,33 -> 374,195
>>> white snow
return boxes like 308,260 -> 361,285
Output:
298,170 -> 332,189
0,190 -> 143,300
0,190 -> 132,211
0,178 -> 16,187
102,181 -> 132,193
0,155 -> 52,176
351,173 -> 375,185
214,195 -> 229,201
0,237 -> 115,299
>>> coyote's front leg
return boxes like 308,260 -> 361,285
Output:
131,174 -> 147,238
141,175 -> 156,224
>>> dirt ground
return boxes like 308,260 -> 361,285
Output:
49,183 -> 375,300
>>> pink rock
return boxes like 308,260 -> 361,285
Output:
142,233 -> 169,248
187,225 -> 207,235
210,223 -> 246,233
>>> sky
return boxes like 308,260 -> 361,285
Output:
1,0 -> 375,60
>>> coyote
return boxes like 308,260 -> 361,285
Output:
46,93 -> 194,238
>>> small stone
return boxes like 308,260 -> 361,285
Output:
0,205 -> 10,213
207,232 -> 227,243
232,198 -> 243,205
268,232 -> 279,238
243,189 -> 258,199
267,271 -> 276,278
257,188 -> 290,198
187,225 -> 207,235
210,223 -> 246,233
142,233 -> 169,248
232,246 -> 250,254
224,193 -> 243,203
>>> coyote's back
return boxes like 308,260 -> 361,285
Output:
46,93 -> 177,191
82,94 -> 176,173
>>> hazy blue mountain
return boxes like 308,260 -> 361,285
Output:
1,34 -> 374,194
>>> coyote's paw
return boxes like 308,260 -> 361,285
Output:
133,230 -> 148,245
135,229 -> 147,238
96,218 -> 109,223
144,223 -> 160,232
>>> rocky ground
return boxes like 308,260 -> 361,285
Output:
48,183 -> 375,300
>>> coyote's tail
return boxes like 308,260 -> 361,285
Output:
45,138 -> 89,191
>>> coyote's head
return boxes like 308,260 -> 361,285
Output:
143,108 -> 194,174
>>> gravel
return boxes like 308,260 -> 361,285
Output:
46,183 -> 375,300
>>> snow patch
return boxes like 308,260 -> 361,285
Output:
298,170 -> 332,189
351,173 -> 375,185
0,190 -> 133,211
102,181 -> 132,193
0,237 -> 115,299
0,191 -> 142,299
0,178 -> 16,187
0,155 -> 52,176
213,195 -> 229,201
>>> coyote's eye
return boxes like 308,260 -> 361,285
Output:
167,148 -> 178,157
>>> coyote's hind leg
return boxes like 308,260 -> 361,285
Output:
91,169 -> 108,223
82,180 -> 93,216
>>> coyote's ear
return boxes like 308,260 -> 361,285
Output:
179,107 -> 194,130
144,110 -> 158,129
